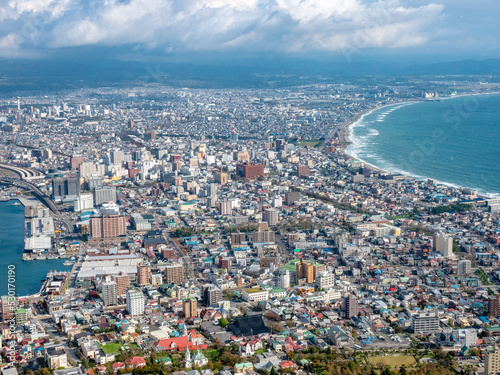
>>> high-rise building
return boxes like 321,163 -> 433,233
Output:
74,193 -> 94,212
297,165 -> 310,177
14,308 -> 28,324
285,191 -> 300,206
79,162 -> 98,178
87,177 -> 103,190
70,157 -> 84,170
272,196 -> 282,208
164,263 -> 184,284
218,257 -> 232,271
344,294 -> 358,319
411,311 -> 440,333
1,296 -> 17,322
296,260 -> 314,284
253,230 -> 275,243
206,183 -> 217,197
137,265 -> 151,285
219,199 -> 232,216
203,285 -> 222,307
102,281 -> 118,306
457,259 -> 472,275
434,232 -> 453,258
214,172 -> 228,185
52,177 -> 81,201
315,272 -> 335,289
231,232 -> 246,245
111,150 -> 125,166
93,186 -> 117,206
489,296 -> 500,318
183,297 -> 198,318
126,288 -> 145,317
89,215 -> 126,239
277,270 -> 290,289
263,208 -> 279,226
236,163 -> 264,178
485,346 -> 500,375
113,273 -> 130,297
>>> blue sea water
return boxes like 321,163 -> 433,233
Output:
346,93 -> 500,197
0,201 -> 71,297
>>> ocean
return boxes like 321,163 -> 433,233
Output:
346,93 -> 500,197
0,201 -> 71,297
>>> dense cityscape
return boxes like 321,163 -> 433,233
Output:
1,77 -> 500,375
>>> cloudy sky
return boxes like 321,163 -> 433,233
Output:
0,0 -> 498,61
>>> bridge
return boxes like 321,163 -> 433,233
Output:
0,176 -> 60,215
0,162 -> 45,180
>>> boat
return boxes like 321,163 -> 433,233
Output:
12,202 -> 21,206
63,261 -> 75,266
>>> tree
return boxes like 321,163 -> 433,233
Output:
270,367 -> 278,375
219,317 -> 228,327
81,357 -> 89,369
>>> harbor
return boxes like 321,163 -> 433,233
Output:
0,200 -> 72,296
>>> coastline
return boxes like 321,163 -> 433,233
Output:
0,200 -> 71,298
341,91 -> 500,198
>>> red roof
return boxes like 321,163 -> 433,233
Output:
279,361 -> 296,369
154,336 -> 207,351
125,356 -> 146,367
112,362 -> 125,369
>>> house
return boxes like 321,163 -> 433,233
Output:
279,361 -> 297,370
125,356 -> 146,368
154,335 -> 207,352
111,362 -> 125,373
234,362 -> 254,374
239,338 -> 263,357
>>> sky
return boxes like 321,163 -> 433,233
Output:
0,0 -> 499,62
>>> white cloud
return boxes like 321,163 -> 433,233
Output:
0,0 -> 446,56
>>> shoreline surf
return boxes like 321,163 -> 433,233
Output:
343,91 -> 500,198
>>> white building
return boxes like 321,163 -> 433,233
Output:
315,272 -> 335,289
277,270 -> 290,289
412,311 -> 440,334
456,329 -> 477,348
126,288 -> 145,316
242,288 -> 269,302
74,193 -> 94,212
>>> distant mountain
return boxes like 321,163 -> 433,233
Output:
0,57 -> 499,94
404,59 -> 500,75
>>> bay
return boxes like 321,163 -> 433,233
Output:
347,93 -> 500,197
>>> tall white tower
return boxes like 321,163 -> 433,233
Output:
185,347 -> 192,368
